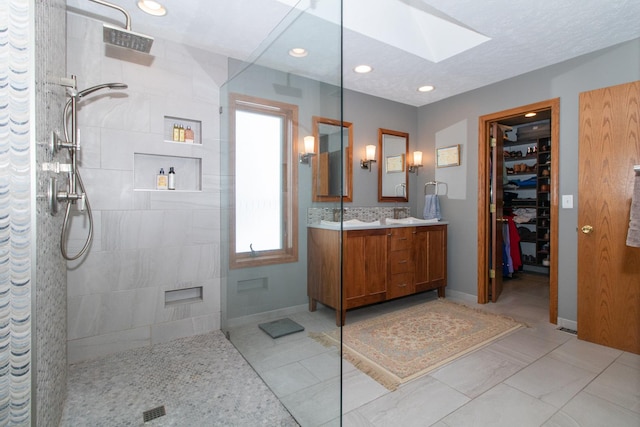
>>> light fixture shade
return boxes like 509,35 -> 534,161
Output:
365,144 -> 376,161
413,151 -> 423,166
304,136 -> 315,154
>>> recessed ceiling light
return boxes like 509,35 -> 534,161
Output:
418,85 -> 435,92
354,65 -> 373,74
137,0 -> 167,16
524,112 -> 537,118
289,48 -> 308,58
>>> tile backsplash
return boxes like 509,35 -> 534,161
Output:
307,206 -> 411,224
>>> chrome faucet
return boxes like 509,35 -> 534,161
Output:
332,207 -> 348,222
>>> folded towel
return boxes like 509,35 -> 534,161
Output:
423,194 -> 441,220
626,173 -> 640,247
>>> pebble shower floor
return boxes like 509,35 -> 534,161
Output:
59,330 -> 298,426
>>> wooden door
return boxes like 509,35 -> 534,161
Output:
578,80 -> 640,354
490,122 -> 505,302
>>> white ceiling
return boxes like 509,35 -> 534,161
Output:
67,0 -> 640,107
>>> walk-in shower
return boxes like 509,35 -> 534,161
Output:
49,75 -> 127,260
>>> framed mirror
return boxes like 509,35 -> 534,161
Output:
378,128 -> 409,202
312,116 -> 353,202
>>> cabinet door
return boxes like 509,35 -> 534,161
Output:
343,229 -> 387,308
414,225 -> 447,292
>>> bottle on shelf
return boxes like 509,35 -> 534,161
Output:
184,126 -> 194,143
168,167 -> 176,190
179,125 -> 185,142
156,168 -> 168,190
172,124 -> 179,141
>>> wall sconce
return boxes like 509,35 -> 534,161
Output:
360,144 -> 377,171
408,151 -> 423,174
299,136 -> 316,165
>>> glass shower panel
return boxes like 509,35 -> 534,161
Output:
220,1 -> 344,425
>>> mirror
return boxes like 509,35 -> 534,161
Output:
312,116 -> 353,202
378,128 -> 409,202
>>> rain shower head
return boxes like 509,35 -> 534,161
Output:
89,0 -> 154,53
103,23 -> 154,53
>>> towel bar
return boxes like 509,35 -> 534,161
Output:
425,181 -> 447,196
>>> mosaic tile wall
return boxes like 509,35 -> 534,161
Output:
33,0 -> 69,426
307,206 -> 410,224
0,0 -> 37,424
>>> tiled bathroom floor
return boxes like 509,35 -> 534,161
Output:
61,273 -> 640,426
229,272 -> 640,426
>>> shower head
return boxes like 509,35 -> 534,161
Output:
89,0 -> 154,53
103,23 -> 154,54
77,82 -> 128,99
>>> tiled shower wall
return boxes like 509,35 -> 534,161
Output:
65,13 -> 227,363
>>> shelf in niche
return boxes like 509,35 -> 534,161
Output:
134,153 -> 202,192
164,115 -> 202,145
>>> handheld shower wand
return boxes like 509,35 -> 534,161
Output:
55,75 -> 128,261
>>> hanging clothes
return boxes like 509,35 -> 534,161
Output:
506,215 -> 522,271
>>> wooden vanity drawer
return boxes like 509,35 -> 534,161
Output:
387,272 -> 415,298
389,249 -> 412,274
388,228 -> 412,251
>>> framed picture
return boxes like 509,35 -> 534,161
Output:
436,144 -> 461,168
386,154 -> 405,173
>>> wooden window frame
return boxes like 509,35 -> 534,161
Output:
229,93 -> 299,269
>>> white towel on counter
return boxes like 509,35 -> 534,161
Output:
423,194 -> 441,220
626,173 -> 640,247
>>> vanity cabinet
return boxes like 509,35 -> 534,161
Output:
307,224 -> 447,325
414,225 -> 447,295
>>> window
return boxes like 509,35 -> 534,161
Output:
229,94 -> 298,268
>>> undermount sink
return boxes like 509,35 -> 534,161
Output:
385,217 -> 440,225
320,219 -> 381,228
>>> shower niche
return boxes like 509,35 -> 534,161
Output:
133,115 -> 204,191
163,116 -> 202,145
134,153 -> 202,191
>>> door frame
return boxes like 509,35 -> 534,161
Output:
477,98 -> 560,323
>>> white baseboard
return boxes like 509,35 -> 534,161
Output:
557,317 -> 578,332
445,289 -> 479,305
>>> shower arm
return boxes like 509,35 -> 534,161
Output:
89,0 -> 132,30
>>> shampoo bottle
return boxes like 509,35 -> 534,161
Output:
168,167 -> 176,190
179,125 -> 185,142
184,126 -> 194,143
156,168 -> 168,190
172,124 -> 179,141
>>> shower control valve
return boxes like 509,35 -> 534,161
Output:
42,162 -> 72,173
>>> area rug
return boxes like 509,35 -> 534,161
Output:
312,299 -> 524,390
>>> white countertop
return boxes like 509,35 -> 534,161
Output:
308,217 -> 448,230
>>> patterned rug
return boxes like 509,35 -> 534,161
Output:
312,299 -> 524,390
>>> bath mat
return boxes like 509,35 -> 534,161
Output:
311,299 -> 524,390
259,318 -> 305,339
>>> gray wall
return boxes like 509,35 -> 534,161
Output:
222,62 -> 422,321
416,38 -> 640,322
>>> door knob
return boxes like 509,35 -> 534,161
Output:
581,225 -> 594,234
